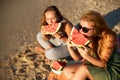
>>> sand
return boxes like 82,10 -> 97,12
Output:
0,0 -> 120,80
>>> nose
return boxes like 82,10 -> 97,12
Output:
79,29 -> 82,33
79,29 -> 84,35
49,19 -> 53,24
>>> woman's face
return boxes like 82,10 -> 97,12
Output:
45,11 -> 58,24
79,20 -> 95,38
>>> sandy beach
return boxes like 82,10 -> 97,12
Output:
0,0 -> 120,80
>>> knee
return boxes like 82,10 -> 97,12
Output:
45,48 -> 58,60
63,66 -> 76,80
77,64 -> 89,75
63,67 -> 71,79
63,66 -> 69,74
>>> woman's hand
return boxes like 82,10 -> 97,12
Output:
77,46 -> 90,59
67,38 -> 74,48
67,38 -> 81,61
41,26 -> 46,34
52,32 -> 61,39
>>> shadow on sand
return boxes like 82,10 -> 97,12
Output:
103,7 -> 120,28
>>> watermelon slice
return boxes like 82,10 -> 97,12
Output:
42,23 -> 62,34
70,27 -> 91,47
51,60 -> 67,71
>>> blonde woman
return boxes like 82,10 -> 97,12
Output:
63,10 -> 120,80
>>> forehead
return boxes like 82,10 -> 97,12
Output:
45,11 -> 56,17
80,20 -> 94,28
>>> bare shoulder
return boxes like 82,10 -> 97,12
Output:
62,18 -> 73,27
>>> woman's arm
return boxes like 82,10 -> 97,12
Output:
61,22 -> 73,42
67,39 -> 81,61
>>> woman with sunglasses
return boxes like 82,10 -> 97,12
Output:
63,10 -> 120,80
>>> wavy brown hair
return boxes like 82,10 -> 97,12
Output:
80,10 -> 117,59
40,5 -> 63,26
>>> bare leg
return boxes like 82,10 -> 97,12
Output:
70,64 -> 94,80
35,44 -> 54,53
63,64 -> 80,80
35,46 -> 45,53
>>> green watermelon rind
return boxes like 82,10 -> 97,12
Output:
70,27 -> 91,47
71,40 -> 91,47
51,68 -> 63,74
43,23 -> 62,35
50,59 -> 67,74
50,61 -> 63,74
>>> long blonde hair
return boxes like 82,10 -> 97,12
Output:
81,10 -> 117,58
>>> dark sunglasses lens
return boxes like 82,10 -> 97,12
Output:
75,24 -> 81,31
82,27 -> 89,33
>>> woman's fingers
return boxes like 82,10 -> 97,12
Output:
52,33 -> 61,39
82,45 -> 89,52
41,26 -> 46,34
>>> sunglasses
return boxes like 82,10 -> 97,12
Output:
75,23 -> 94,33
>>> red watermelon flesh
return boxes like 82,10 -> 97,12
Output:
42,23 -> 61,34
51,60 -> 66,71
70,27 -> 91,47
